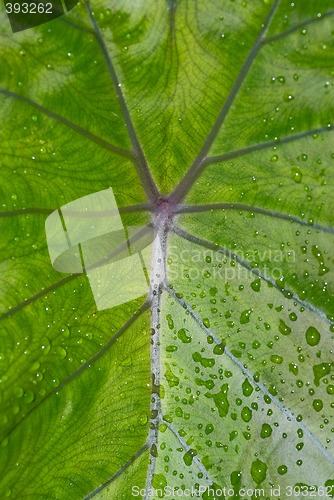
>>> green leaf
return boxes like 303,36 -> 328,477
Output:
1,0 -> 334,498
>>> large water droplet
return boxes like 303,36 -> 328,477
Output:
260,423 -> 272,438
305,326 -> 321,346
242,378 -> 254,397
183,449 -> 196,466
251,459 -> 267,484
241,406 -> 252,422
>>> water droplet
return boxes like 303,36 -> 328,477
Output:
289,363 -> 298,376
203,318 -> 210,328
251,278 -> 261,292
240,309 -> 252,324
270,354 -> 283,364
12,404 -> 20,415
242,378 -> 254,397
138,413 -> 148,426
289,312 -> 297,322
205,424 -> 214,435
305,326 -> 321,346
166,314 -> 174,330
292,167 -> 303,183
41,338 -> 51,355
206,384 -> 229,418
1,437 -> 9,448
165,363 -> 179,388
177,328 -> 191,343
312,399 -> 323,412
277,464 -> 288,475
183,449 -> 196,466
152,473 -> 167,489
24,390 -> 35,404
261,423 -> 272,439
192,352 -> 215,368
14,386 -> 24,398
213,342 -> 225,355
241,406 -> 252,422
251,459 -> 267,484
279,319 -> 291,335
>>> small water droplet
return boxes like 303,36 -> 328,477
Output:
242,378 -> 254,397
277,464 -> 288,475
41,338 -> 51,355
292,166 -> 303,183
183,449 -> 196,466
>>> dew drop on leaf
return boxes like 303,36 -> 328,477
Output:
14,386 -> 24,399
40,338 -> 51,355
55,346 -> 67,359
24,390 -> 35,404
152,473 -> 167,489
178,328 -> 191,343
250,278 -> 261,292
203,318 -> 210,328
312,399 -> 324,412
213,342 -> 225,355
241,406 -> 252,422
270,354 -> 283,365
250,459 -> 267,484
292,166 -> 303,183
289,363 -> 298,376
205,384 -> 229,418
260,423 -> 272,438
242,378 -> 253,397
277,464 -> 288,475
166,314 -> 174,330
305,326 -> 321,346
240,309 -> 252,324
205,423 -> 214,435
183,449 -> 196,466
165,363 -> 179,388
138,413 -> 148,425
278,319 -> 291,335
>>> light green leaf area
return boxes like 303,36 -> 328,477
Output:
0,0 -> 334,498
